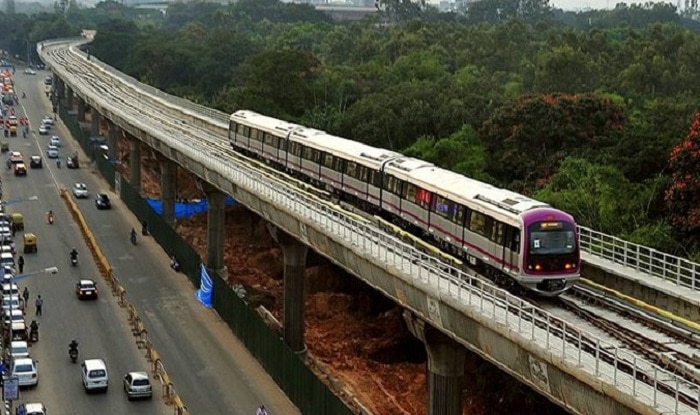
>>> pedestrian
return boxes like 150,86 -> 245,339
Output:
10,222 -> 15,237
17,255 -> 24,274
35,295 -> 43,316
22,286 -> 28,304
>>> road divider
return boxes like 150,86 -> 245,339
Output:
59,188 -> 189,414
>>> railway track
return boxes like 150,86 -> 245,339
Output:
46,41 -> 700,412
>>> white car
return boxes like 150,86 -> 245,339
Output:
24,69 -> 36,75
41,116 -> 54,126
49,136 -> 61,147
1,296 -> 22,313
10,341 -> 30,358
38,125 -> 48,135
73,183 -> 88,199
11,357 -> 38,387
4,309 -> 23,325
46,145 -> 58,159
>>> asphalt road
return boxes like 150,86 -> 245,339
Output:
11,68 -> 301,415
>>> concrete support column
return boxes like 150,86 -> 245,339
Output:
90,108 -> 100,137
77,98 -> 86,122
268,224 -> 308,353
128,137 -> 142,193
107,121 -> 118,162
203,183 -> 226,273
66,87 -> 73,111
404,312 -> 465,415
160,159 -> 177,227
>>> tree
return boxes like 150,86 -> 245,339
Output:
665,111 -> 700,233
535,158 -> 651,235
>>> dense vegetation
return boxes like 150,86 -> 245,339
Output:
3,0 -> 700,259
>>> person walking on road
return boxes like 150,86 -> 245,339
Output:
35,295 -> 43,316
22,286 -> 28,304
17,255 -> 24,274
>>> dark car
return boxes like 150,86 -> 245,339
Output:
66,155 -> 79,169
76,279 -> 98,300
95,193 -> 111,210
29,156 -> 42,169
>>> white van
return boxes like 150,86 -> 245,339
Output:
81,359 -> 108,392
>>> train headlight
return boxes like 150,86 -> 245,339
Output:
534,264 -> 542,271
564,263 -> 572,270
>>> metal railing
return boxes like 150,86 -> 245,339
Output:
579,226 -> 700,291
41,40 -> 700,413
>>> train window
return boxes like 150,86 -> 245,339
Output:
243,126 -> 251,138
264,133 -> 275,146
384,175 -> 401,195
469,211 -> 487,236
278,138 -> 287,151
453,204 -> 465,225
372,170 -> 382,187
322,153 -> 334,169
290,142 -> 301,157
404,183 -> 417,201
236,123 -> 245,135
346,161 -> 357,178
333,157 -> 344,172
432,195 -> 452,219
416,188 -> 431,209
491,222 -> 505,245
358,166 -> 369,182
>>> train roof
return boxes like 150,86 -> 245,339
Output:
292,130 -> 401,168
404,165 -> 550,222
231,110 -> 300,137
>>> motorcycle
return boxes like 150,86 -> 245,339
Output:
69,347 -> 79,363
48,213 -> 54,224
70,256 -> 78,266
29,329 -> 38,343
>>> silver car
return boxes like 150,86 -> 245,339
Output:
73,183 -> 88,199
123,371 -> 152,400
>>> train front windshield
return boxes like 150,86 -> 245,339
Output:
526,221 -> 578,273
529,222 -> 576,255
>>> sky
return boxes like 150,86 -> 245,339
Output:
550,0 -> 676,11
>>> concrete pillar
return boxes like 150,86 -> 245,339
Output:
90,108 -> 100,137
404,312 -> 465,415
66,87 -> 73,111
202,183 -> 226,273
107,121 -> 118,162
129,137 -> 141,193
160,159 -> 177,227
268,224 -> 308,353
77,98 -> 86,122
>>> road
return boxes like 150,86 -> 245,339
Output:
3,75 -> 172,412
12,68 -> 301,414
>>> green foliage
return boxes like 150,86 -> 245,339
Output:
665,111 -> 700,233
534,158 -> 651,235
480,94 -> 625,188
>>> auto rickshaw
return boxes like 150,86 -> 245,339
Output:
11,213 -> 23,231
0,141 -> 8,153
23,233 -> 37,254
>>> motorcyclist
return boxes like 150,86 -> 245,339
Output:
70,248 -> 78,260
47,210 -> 54,224
130,228 -> 137,244
21,92 -> 25,99
69,339 -> 79,354
256,405 -> 268,415
30,320 -> 38,339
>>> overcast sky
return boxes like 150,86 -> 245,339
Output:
550,0 -> 677,11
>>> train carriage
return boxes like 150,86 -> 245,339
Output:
381,158 -> 434,225
229,110 -> 298,166
289,131 -> 400,207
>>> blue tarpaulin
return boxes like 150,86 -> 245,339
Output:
146,196 -> 236,219
195,263 -> 213,308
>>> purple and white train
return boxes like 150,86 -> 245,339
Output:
229,110 -> 580,296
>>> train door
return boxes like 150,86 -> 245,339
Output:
490,222 -> 508,272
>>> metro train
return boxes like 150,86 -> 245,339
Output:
228,110 -> 580,296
